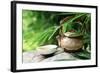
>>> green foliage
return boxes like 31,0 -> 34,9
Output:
22,10 -> 91,60
72,50 -> 91,59
22,10 -> 60,51
62,13 -> 85,33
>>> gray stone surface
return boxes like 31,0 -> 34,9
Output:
23,51 -> 77,63
31,55 -> 45,62
42,52 -> 77,62
23,51 -> 36,63
55,47 -> 64,55
23,51 -> 41,63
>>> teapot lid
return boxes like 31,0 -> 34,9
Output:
64,32 -> 83,38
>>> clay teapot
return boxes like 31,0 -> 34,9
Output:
56,32 -> 83,52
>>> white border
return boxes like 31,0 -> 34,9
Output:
16,3 -> 96,70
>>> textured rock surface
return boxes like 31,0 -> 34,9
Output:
31,55 -> 45,62
23,50 -> 43,63
23,51 -> 36,63
23,51 -> 77,63
23,45 -> 79,63
55,47 -> 64,55
42,52 -> 77,62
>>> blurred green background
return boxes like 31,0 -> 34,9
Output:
23,10 -> 60,51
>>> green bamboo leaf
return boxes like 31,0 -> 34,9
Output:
73,50 -> 91,59
48,26 -> 60,40
62,13 -> 85,33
